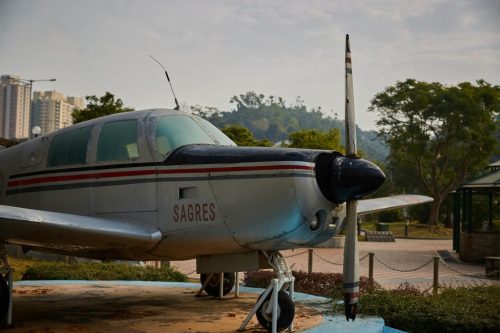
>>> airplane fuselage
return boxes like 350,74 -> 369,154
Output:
0,109 -> 345,260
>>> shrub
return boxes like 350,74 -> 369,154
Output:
245,270 -> 500,333
22,261 -> 187,282
354,286 -> 500,333
243,270 -> 380,298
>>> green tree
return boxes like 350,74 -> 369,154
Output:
190,105 -> 221,121
72,92 -> 134,124
287,128 -> 344,151
222,124 -> 272,147
370,79 -> 499,225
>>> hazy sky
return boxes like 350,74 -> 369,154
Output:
1,0 -> 499,130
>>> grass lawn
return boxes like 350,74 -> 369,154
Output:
361,221 -> 453,238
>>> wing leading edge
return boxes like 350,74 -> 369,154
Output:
0,204 -> 162,258
357,195 -> 433,216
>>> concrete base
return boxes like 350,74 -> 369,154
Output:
12,280 -> 400,333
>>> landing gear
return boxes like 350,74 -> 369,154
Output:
256,290 -> 295,332
239,251 -> 295,333
200,272 -> 235,297
0,245 -> 12,327
0,276 -> 8,326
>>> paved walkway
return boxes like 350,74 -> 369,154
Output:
171,239 -> 499,290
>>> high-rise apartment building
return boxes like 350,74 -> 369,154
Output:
0,75 -> 31,139
32,91 -> 84,135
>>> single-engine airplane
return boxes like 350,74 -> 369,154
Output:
0,35 -> 432,332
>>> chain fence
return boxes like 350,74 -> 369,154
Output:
374,256 -> 434,272
178,248 -> 499,291
283,250 -> 309,259
283,248 -> 499,291
438,258 -> 500,279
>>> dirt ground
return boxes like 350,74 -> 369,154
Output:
4,284 -> 322,333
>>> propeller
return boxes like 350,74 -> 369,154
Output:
343,34 -> 360,321
314,34 -> 385,320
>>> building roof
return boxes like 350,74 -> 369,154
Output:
489,160 -> 500,169
459,169 -> 500,189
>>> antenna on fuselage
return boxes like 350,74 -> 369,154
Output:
149,55 -> 180,110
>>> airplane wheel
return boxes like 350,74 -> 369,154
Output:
0,275 -> 9,325
256,290 -> 295,332
200,272 -> 235,297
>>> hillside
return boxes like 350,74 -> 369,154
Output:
199,92 -> 388,162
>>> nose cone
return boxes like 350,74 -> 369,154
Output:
316,154 -> 385,204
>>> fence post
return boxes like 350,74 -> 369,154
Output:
308,249 -> 313,274
433,256 -> 439,295
368,252 -> 374,286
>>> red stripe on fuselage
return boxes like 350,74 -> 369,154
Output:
7,164 -> 314,188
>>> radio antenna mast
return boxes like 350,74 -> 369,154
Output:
149,55 -> 180,110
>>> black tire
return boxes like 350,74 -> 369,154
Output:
200,272 -> 235,297
256,290 -> 295,332
0,275 -> 9,326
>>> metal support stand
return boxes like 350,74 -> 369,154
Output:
0,246 -> 13,326
235,272 -> 240,298
238,251 -> 295,333
196,272 -> 214,297
218,272 -> 224,299
196,272 -> 227,300
195,272 -> 240,299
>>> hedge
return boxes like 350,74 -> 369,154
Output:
22,261 -> 187,282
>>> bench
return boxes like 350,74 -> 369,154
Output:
365,230 -> 395,242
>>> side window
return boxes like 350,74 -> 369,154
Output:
97,120 -> 139,162
47,126 -> 92,167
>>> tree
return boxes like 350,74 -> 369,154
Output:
370,79 -> 499,225
72,92 -> 134,124
287,128 -> 344,151
190,105 -> 221,121
222,124 -> 272,147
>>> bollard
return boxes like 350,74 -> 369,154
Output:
368,252 -> 374,286
404,224 -> 409,238
308,249 -> 313,274
433,257 -> 439,295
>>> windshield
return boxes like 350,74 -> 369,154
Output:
154,114 -> 234,156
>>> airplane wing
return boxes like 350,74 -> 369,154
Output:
0,204 -> 162,257
357,195 -> 433,216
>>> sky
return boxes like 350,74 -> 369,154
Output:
1,0 -> 499,130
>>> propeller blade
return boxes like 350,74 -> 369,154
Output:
343,200 -> 359,320
344,34 -> 356,158
342,33 -> 359,321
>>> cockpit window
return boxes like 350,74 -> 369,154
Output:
155,115 -> 235,156
47,126 -> 92,167
97,120 -> 139,162
194,117 -> 236,146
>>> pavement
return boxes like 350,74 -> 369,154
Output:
172,239 -> 499,290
